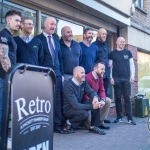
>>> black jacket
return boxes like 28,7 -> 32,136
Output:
93,38 -> 110,78
60,38 -> 82,74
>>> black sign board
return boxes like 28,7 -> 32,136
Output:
0,64 -> 56,150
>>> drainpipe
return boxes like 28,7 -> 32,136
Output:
36,10 -> 41,35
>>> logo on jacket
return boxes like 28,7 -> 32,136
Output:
124,55 -> 129,59
33,45 -> 38,49
1,37 -> 8,43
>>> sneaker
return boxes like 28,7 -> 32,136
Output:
66,124 -> 76,133
128,118 -> 136,125
114,118 -> 123,123
89,126 -> 106,135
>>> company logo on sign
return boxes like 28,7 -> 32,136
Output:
15,97 -> 51,135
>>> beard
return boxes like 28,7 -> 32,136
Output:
96,72 -> 103,78
86,36 -> 93,42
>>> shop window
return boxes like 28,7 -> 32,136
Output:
138,51 -> 150,102
0,0 -> 36,35
41,13 -> 83,42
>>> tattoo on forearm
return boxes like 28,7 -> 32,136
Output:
0,44 -> 11,72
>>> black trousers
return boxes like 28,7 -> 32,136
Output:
113,77 -> 132,119
54,71 -> 64,129
103,77 -> 109,96
63,99 -> 100,129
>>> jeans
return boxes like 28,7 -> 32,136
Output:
0,78 -> 4,136
113,77 -> 132,119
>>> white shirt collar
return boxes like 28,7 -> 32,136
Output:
72,78 -> 83,86
92,71 -> 98,80
43,31 -> 52,38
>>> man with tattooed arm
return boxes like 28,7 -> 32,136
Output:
0,10 -> 21,137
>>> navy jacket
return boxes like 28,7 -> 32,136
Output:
60,38 -> 82,75
35,33 -> 64,74
93,38 -> 110,78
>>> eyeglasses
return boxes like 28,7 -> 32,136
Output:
23,23 -> 34,26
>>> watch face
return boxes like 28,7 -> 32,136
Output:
147,115 -> 150,132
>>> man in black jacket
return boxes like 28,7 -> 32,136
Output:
63,66 -> 106,135
93,28 -> 110,96
60,26 -> 82,80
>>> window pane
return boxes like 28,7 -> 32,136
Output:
57,19 -> 83,42
92,30 -> 97,42
41,13 -> 84,42
0,0 -> 36,36
138,52 -> 150,102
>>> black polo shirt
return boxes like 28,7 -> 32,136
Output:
0,28 -> 17,78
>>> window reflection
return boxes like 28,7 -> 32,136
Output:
138,52 -> 150,101
41,13 -> 83,42
0,0 -> 36,36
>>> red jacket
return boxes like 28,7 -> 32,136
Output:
84,72 -> 106,100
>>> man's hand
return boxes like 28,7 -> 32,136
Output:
130,77 -> 134,84
92,96 -> 98,105
110,78 -> 114,85
93,101 -> 101,109
99,101 -> 105,109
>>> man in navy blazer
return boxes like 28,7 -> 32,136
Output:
36,17 -> 66,134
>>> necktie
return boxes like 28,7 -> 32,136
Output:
48,36 -> 55,60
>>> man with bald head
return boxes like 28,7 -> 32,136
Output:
109,37 -> 136,125
93,28 -> 110,96
93,28 -> 111,123
62,66 -> 106,135
60,26 -> 82,80
36,17 -> 66,133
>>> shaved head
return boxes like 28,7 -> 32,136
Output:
61,26 -> 73,42
116,37 -> 125,50
73,66 -> 85,83
61,26 -> 71,34
97,28 -> 107,42
44,17 -> 56,35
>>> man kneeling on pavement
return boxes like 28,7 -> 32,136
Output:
84,62 -> 111,130
62,66 -> 110,135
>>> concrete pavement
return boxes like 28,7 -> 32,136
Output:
53,117 -> 150,150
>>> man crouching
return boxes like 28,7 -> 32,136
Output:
62,66 -> 106,135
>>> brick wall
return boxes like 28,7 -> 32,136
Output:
131,0 -> 150,30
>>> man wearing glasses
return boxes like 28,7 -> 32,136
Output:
14,17 -> 44,66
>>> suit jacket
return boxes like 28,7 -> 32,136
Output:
35,33 -> 64,74
93,38 -> 110,78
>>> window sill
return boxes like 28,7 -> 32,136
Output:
135,6 -> 147,15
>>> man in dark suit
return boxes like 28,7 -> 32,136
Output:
35,17 -> 67,134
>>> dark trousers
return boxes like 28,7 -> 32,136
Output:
103,77 -> 109,96
63,99 -> 100,129
54,71 -> 63,129
113,77 -> 132,119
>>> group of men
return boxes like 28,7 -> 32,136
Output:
0,9 -> 136,137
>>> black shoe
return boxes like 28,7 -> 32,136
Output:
66,124 -> 76,133
114,118 -> 123,123
99,124 -> 111,130
89,127 -> 106,135
104,119 -> 111,123
128,118 -> 136,125
54,127 -> 68,134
